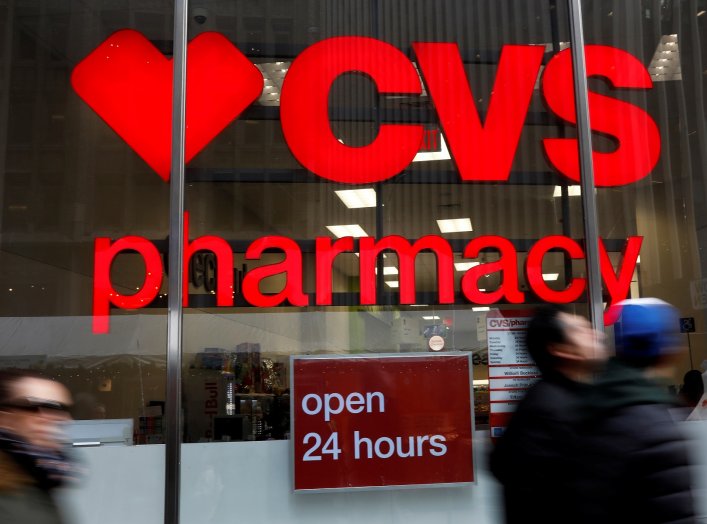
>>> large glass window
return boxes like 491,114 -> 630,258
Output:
179,1 -> 586,522
6,1 -> 703,523
583,0 -> 707,383
0,2 -> 172,522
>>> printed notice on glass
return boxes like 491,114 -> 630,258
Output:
290,354 -> 474,492
487,310 -> 540,439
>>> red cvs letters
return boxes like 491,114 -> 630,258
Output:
281,38 -> 659,186
80,34 -> 657,333
73,33 -> 659,185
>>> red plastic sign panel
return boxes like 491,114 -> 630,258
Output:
291,354 -> 474,492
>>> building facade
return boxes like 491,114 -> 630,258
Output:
0,0 -> 706,522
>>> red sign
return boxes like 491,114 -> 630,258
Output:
92,219 -> 641,333
291,354 -> 474,491
72,32 -> 660,187
72,33 -> 650,334
71,30 -> 263,181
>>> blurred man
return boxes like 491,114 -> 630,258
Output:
0,370 -> 78,524
574,298 -> 696,524
490,305 -> 607,524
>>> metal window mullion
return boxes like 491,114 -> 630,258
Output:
568,0 -> 604,331
165,0 -> 189,522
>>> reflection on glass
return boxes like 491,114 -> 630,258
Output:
181,0 -> 585,446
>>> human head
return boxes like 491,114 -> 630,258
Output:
681,370 -> 705,407
0,370 -> 72,450
611,298 -> 681,368
526,305 -> 606,377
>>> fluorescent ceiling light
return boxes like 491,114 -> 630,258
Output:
422,315 -> 441,320
473,307 -> 490,312
437,218 -> 473,234
335,188 -> 377,208
385,281 -> 399,288
553,185 -> 582,197
410,304 -> 428,307
376,266 -> 399,275
473,379 -> 489,386
699,10 -> 706,16
454,261 -> 480,272
326,224 -> 368,238
413,134 -> 452,162
254,61 -> 291,106
648,35 -> 681,82
543,273 -> 559,281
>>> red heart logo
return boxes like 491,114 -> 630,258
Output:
71,30 -> 263,181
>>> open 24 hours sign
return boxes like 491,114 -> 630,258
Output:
290,353 -> 474,492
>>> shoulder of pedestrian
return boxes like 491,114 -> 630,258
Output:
0,450 -> 35,492
581,358 -> 676,417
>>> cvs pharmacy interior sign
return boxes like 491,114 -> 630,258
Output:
72,30 -> 660,186
92,220 -> 641,333
74,32 -> 653,333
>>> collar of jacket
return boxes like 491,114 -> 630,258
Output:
580,358 -> 678,420
0,450 -> 35,492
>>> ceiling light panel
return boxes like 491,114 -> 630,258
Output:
335,188 -> 377,208
326,224 -> 368,238
454,262 -> 480,272
437,218 -> 473,233
648,35 -> 681,82
553,185 -> 582,197
255,61 -> 291,106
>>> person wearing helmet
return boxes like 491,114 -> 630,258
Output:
573,298 -> 696,524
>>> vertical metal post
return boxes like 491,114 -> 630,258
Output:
165,0 -> 188,522
568,0 -> 604,331
0,0 -> 14,246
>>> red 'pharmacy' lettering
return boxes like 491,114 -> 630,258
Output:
92,217 -> 642,334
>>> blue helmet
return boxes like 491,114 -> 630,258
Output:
612,298 -> 680,360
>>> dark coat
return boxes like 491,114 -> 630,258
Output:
490,372 -> 587,524
573,359 -> 696,524
0,450 -> 65,524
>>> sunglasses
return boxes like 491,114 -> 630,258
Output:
1,397 -> 70,414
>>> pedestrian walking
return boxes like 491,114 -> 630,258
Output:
490,305 -> 607,524
0,370 -> 81,524
574,298 -> 696,524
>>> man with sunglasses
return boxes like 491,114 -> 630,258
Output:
0,370 -> 80,524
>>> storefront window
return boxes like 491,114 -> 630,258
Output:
5,0 -> 703,522
180,0 -> 586,522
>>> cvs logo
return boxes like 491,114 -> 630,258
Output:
72,32 -> 660,186
71,30 -> 263,181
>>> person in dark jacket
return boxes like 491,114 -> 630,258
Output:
0,370 -> 80,524
490,305 -> 607,524
573,298 -> 696,524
